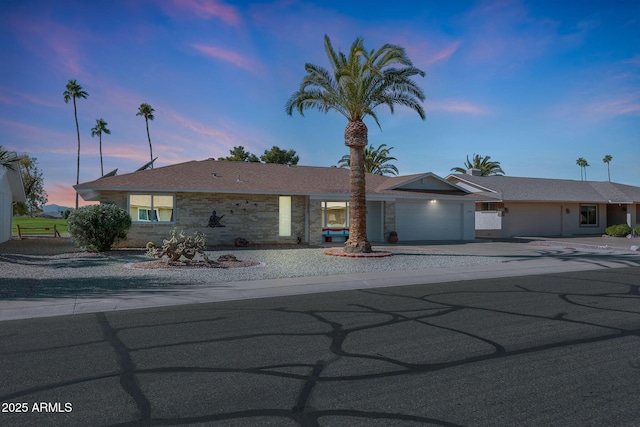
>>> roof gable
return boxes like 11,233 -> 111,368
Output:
378,172 -> 469,194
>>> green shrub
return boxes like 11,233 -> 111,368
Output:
67,204 -> 132,252
605,224 -> 632,238
636,224 -> 640,236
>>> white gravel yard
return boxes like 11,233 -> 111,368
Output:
0,241 -> 507,298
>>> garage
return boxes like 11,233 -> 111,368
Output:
395,200 -> 466,241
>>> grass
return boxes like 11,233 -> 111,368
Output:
12,216 -> 69,236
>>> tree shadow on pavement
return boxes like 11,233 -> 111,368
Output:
0,276 -> 196,299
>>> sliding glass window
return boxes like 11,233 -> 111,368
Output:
129,194 -> 175,223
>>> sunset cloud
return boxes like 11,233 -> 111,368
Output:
167,0 -> 240,25
427,100 -> 490,115
9,16 -> 87,75
585,92 -> 640,117
192,44 -> 262,73
425,41 -> 461,64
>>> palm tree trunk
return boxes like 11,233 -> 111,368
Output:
607,164 -> 611,182
344,119 -> 372,254
145,118 -> 153,168
99,135 -> 103,176
74,97 -> 80,210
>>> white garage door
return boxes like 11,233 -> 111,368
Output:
396,200 -> 463,241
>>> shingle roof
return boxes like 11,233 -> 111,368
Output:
449,174 -> 640,203
76,159 -> 483,202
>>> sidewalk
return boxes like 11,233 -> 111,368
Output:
1,236 -> 639,322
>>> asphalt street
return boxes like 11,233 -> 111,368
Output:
1,266 -> 639,426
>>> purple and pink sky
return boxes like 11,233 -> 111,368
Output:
1,0 -> 639,208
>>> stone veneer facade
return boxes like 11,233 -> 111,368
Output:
100,190 -> 394,247
101,191 -> 321,247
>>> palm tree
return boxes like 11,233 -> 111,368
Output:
0,146 -> 21,171
91,118 -> 111,176
603,154 -> 613,182
286,35 -> 425,253
63,79 -> 89,209
337,143 -> 399,176
576,157 -> 589,181
450,154 -> 505,176
137,103 -> 155,167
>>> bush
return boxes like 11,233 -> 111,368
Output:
636,224 -> 640,236
605,224 -> 632,238
67,204 -> 132,252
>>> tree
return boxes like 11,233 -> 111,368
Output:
63,79 -> 89,209
450,154 -> 505,176
13,154 -> 48,216
603,154 -> 613,182
219,146 -> 260,162
0,146 -> 20,171
137,103 -> 155,167
337,143 -> 399,176
91,118 -> 111,176
286,35 -> 425,253
260,146 -> 299,165
576,157 -> 589,181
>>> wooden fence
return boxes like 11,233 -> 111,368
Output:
16,224 -> 62,239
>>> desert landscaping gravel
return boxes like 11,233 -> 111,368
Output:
0,239 -> 507,298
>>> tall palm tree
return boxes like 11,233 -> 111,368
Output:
450,154 -> 505,176
91,118 -> 111,176
576,157 -> 589,181
63,79 -> 89,209
137,103 -> 155,167
337,143 -> 399,176
286,35 -> 425,253
603,154 -> 613,182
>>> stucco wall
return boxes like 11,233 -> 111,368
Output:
102,191 -> 308,247
500,202 -> 607,237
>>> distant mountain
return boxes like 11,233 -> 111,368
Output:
42,204 -> 71,213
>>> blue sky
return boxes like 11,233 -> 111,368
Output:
1,0 -> 638,207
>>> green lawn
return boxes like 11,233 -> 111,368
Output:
12,217 -> 69,237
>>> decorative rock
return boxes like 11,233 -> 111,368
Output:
631,246 -> 639,252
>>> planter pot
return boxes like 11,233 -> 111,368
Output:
388,235 -> 398,244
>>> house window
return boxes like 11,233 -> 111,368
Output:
321,201 -> 349,227
579,205 -> 598,226
279,196 -> 292,236
129,194 -> 175,223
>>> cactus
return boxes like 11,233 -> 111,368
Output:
148,228 -> 209,262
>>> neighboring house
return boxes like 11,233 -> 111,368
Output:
75,159 -> 480,247
446,170 -> 640,238
0,159 -> 26,243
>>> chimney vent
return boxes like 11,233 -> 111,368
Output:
467,168 -> 482,176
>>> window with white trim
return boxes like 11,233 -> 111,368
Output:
321,201 -> 349,227
129,194 -> 175,223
